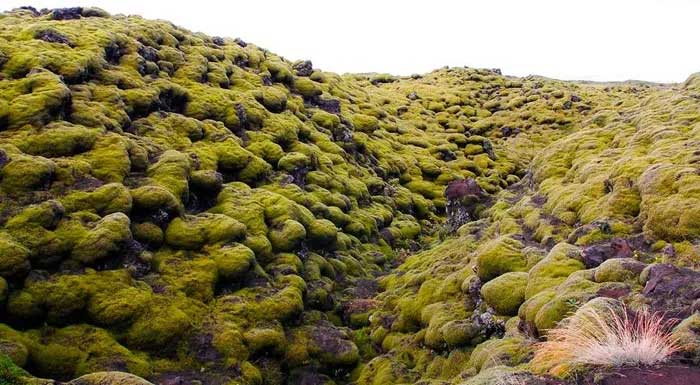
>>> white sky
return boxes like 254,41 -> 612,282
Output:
2,0 -> 699,83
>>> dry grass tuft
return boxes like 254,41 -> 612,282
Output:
532,301 -> 679,373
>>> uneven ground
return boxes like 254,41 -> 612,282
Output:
1,6 -> 700,385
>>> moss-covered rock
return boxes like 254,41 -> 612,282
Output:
475,236 -> 527,281
67,372 -> 153,385
480,272 -> 528,316
164,213 -> 246,250
268,219 -> 307,252
208,243 -> 256,281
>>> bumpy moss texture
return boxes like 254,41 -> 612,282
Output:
1,6 -> 700,385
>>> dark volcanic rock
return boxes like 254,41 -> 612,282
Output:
293,60 -> 314,76
50,7 -> 83,20
35,29 -> 72,46
444,178 -> 486,232
642,263 -> 700,317
580,238 -> 633,268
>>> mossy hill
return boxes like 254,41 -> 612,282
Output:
1,6 -> 700,385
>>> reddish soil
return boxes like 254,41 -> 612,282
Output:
585,365 -> 700,385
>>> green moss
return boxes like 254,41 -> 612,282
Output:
255,86 -> 288,112
294,77 -> 323,98
351,114 -> 379,133
593,258 -> 646,283
524,243 -> 584,299
66,372 -> 153,385
268,219 -> 307,252
262,113 -> 302,145
0,146 -> 56,195
87,286 -> 151,327
0,233 -> 30,278
277,152 -> 310,172
311,110 -> 340,129
124,297 -> 193,350
468,337 -> 533,372
480,272 -> 528,316
247,140 -> 285,165
208,243 -> 255,281
673,313 -> 700,364
60,183 -> 133,215
71,212 -> 132,264
475,236 -> 527,282
164,213 -> 246,250
130,185 -> 182,215
0,353 -> 31,385
3,69 -> 71,129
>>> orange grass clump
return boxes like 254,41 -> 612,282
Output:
532,301 -> 679,372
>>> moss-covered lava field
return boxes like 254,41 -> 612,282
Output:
1,6 -> 700,385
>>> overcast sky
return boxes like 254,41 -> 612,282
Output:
3,1 -> 699,83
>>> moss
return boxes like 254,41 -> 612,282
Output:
4,70 -> 71,129
480,272 -> 528,316
0,353 -> 31,385
311,110 -> 340,129
87,286 -> 151,327
0,233 -> 30,278
351,114 -> 379,133
468,337 -> 533,372
71,212 -> 132,264
262,113 -> 302,145
66,372 -> 153,385
673,313 -> 700,364
247,140 -> 285,165
524,243 -> 584,299
265,60 -> 294,84
124,297 -> 192,350
293,77 -> 323,98
83,134 -> 131,183
475,236 -> 527,281
13,122 -> 98,158
60,183 -> 133,215
147,150 -> 191,201
0,146 -> 56,195
277,152 -> 310,172
593,258 -> 646,283
307,219 -> 338,247
268,219 -> 307,252
255,86 -> 288,113
164,213 -> 246,250
130,185 -> 182,215
208,243 -> 256,281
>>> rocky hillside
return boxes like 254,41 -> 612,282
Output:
1,6 -> 700,385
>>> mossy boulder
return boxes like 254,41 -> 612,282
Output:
351,114 -> 379,133
307,219 -> 338,247
67,372 -> 153,385
293,78 -> 323,98
0,147 -> 56,194
278,152 -> 310,172
71,213 -> 132,264
208,243 -> 256,281
255,86 -> 288,112
593,257 -> 646,283
480,272 -> 528,316
468,337 -> 533,372
525,243 -> 584,298
475,236 -> 527,281
311,110 -> 340,129
673,313 -> 700,364
268,219 -> 307,252
0,233 -> 30,278
164,213 -> 246,250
